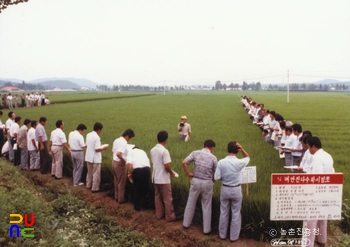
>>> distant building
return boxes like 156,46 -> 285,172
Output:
0,86 -> 24,92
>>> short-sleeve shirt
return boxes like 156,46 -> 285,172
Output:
214,156 -> 250,186
150,143 -> 172,184
17,125 -> 28,148
178,122 -> 191,136
300,150 -> 313,173
85,131 -> 101,163
112,137 -> 127,162
50,128 -> 67,145
309,149 -> 334,174
291,133 -> 303,156
68,130 -> 85,151
284,134 -> 295,153
6,118 -> 14,134
35,123 -> 48,142
127,148 -> 150,169
183,148 -> 217,180
9,122 -> 19,137
27,127 -> 38,151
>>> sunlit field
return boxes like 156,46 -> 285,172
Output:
7,90 -> 350,240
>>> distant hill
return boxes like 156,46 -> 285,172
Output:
0,77 -> 99,89
37,80 -> 81,89
30,77 -> 98,89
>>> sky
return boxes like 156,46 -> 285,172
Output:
1,0 -> 350,86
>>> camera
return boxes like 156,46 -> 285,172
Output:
179,123 -> 184,127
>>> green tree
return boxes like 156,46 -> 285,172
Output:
215,80 -> 222,90
0,0 -> 29,13
242,81 -> 249,90
255,82 -> 262,91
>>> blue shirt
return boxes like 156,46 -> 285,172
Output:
214,156 -> 250,186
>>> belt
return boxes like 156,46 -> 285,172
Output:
134,167 -> 150,170
223,184 -> 240,187
293,155 -> 301,158
71,150 -> 83,152
53,145 -> 62,147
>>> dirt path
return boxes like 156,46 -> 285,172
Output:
52,176 -> 268,247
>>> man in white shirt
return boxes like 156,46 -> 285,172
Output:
7,93 -> 13,109
85,122 -> 108,192
10,116 -> 21,166
28,120 -> 40,171
17,119 -> 31,170
178,116 -> 191,141
281,126 -> 294,166
29,92 -> 34,107
291,123 -> 303,167
112,129 -> 135,203
262,110 -> 271,130
126,147 -> 151,211
5,111 -> 16,162
305,137 -> 334,247
49,120 -> 71,179
68,124 -> 87,186
150,130 -> 176,222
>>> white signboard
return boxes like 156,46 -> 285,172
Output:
240,166 -> 256,184
270,173 -> 343,221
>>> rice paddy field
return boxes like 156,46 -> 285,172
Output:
7,90 -> 350,240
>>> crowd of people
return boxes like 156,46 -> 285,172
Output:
0,111 -> 250,243
0,98 -> 336,246
241,95 -> 335,247
0,92 -> 50,109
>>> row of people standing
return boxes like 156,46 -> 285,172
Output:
0,109 -> 251,242
1,111 -> 51,174
0,92 -> 47,109
241,95 -> 334,247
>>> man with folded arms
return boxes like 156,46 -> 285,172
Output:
49,120 -> 71,179
182,139 -> 217,234
69,124 -> 87,186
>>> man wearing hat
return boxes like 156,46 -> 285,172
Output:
178,116 -> 191,141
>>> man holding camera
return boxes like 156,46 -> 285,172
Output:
178,116 -> 191,141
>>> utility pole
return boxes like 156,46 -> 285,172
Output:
287,70 -> 290,103
163,80 -> 165,95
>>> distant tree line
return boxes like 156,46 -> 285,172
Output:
214,80 -> 349,91
97,84 -> 212,92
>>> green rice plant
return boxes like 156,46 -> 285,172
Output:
0,160 -> 164,247
5,91 -> 349,241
